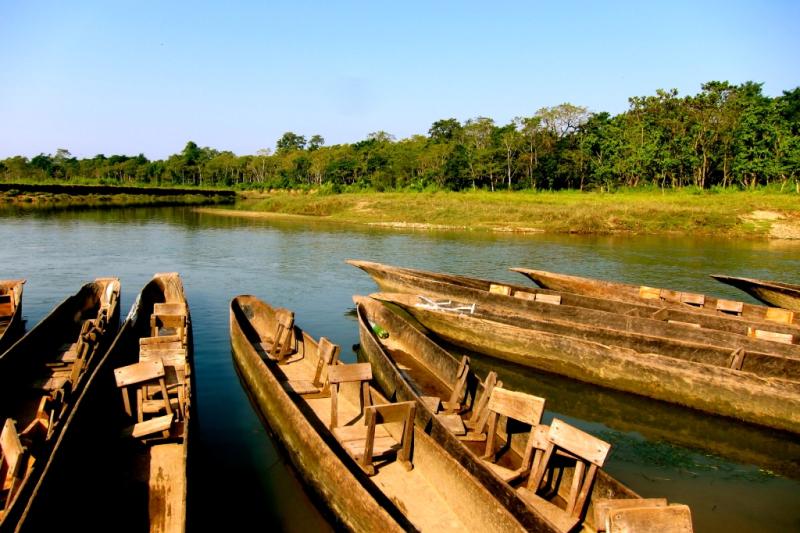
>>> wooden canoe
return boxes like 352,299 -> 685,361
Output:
0,280 -> 25,356
372,292 -> 800,435
0,278 -> 121,531
229,294 -> 528,532
711,275 -> 800,312
354,295 -> 663,532
347,260 -> 800,382
347,259 -> 800,342
13,273 -> 192,533
512,267 -> 800,328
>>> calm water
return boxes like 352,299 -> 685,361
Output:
2,206 -> 799,532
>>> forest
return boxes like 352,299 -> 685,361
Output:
2,81 -> 799,193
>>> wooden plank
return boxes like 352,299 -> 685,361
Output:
282,380 -> 321,395
420,395 -> 441,413
606,504 -> 693,532
437,413 -> 466,436
765,307 -> 795,325
153,302 -> 187,315
534,293 -> 562,305
729,348 -> 746,371
716,299 -> 743,314
123,413 -> 174,438
489,283 -> 511,296
140,335 -> 182,346
593,498 -> 668,531
667,320 -> 701,329
680,292 -> 705,306
367,402 -> 414,425
516,488 -> 580,533
659,289 -> 681,303
513,291 -> 536,301
638,286 -> 660,299
0,302 -> 13,317
114,360 -> 165,388
328,362 -> 373,384
548,418 -> 611,467
1,419 -> 24,468
747,328 -> 795,345
486,387 -> 545,427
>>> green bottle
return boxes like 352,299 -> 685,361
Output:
370,321 -> 389,339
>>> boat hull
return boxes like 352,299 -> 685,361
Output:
375,293 -> 800,435
712,275 -> 800,312
356,296 -> 639,532
0,280 -> 25,355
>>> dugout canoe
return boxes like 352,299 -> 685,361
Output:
347,260 -> 800,381
347,259 -> 800,342
0,278 -> 120,531
354,295 -> 662,532
373,292 -> 800,435
229,295 -> 528,533
0,280 -> 25,355
711,275 -> 800,312
512,267 -> 800,328
14,273 -> 193,533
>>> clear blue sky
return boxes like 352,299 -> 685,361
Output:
1,0 -> 798,160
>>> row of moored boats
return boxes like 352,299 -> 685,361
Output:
2,264 -> 798,531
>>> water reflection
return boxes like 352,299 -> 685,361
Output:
2,205 -> 799,532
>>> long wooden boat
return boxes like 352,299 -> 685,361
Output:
512,267 -> 800,327
13,273 -> 192,533
347,260 -> 800,382
0,278 -> 120,531
711,274 -> 800,312
354,295 -> 687,532
229,294 -> 529,532
0,280 -> 25,355
373,292 -> 800,435
348,259 -> 800,342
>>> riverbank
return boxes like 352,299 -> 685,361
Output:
201,189 -> 800,239
0,183 -> 234,210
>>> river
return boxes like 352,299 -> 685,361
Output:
2,205 -> 799,532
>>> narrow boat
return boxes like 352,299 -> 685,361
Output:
373,292 -> 800,435
229,294 -> 530,532
512,267 -> 800,327
0,280 -> 25,355
347,259 -> 800,342
0,278 -> 120,531
354,295 -> 691,532
13,273 -> 192,533
711,274 -> 800,312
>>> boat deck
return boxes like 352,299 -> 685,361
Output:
277,339 -> 472,532
147,443 -> 186,533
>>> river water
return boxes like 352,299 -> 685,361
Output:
2,206 -> 799,532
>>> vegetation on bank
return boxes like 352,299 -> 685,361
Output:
0,189 -> 232,210
221,188 -> 800,239
2,81 -> 799,194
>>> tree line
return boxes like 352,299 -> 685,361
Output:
2,81 -> 798,192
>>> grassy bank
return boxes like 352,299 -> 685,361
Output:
224,189 -> 800,239
0,187 -> 233,210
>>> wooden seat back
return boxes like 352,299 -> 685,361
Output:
528,418 -> 612,520
1,419 -> 29,513
482,388 -> 546,478
268,309 -> 295,363
312,337 -> 341,389
442,356 -> 469,412
360,401 -> 416,473
328,363 -> 372,430
114,360 -> 173,436
466,371 -> 499,430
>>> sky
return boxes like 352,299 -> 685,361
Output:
1,0 -> 798,160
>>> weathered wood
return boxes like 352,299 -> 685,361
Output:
548,418 -> 611,468
8,273 -> 189,533
0,277 -> 121,530
515,267 -> 800,326
486,387 -> 545,427
329,362 -> 373,384
712,274 -> 800,313
606,504 -> 693,532
114,360 -> 165,388
593,498 -> 668,531
747,328 -> 794,345
230,294 -> 528,533
353,294 -> 642,532
373,291 -> 800,434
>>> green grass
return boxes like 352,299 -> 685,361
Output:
232,189 -> 800,238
